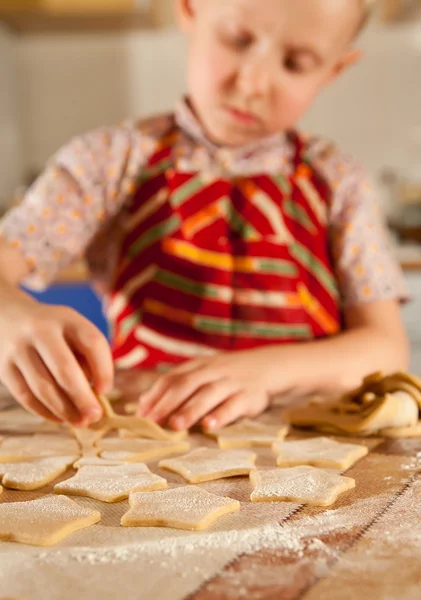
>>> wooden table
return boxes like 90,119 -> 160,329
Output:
0,399 -> 420,600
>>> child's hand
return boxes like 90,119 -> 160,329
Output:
137,349 -> 278,431
0,302 -> 113,426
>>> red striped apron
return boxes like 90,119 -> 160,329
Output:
108,129 -> 341,370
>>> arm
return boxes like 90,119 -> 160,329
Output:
136,299 -> 408,432
271,299 -> 409,396
0,237 -> 113,426
0,123 -> 144,425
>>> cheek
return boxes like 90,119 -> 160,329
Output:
187,41 -> 235,101
275,79 -> 324,126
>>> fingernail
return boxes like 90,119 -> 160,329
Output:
204,418 -> 217,431
172,417 -> 185,430
88,407 -> 103,421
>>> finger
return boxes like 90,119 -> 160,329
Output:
65,315 -> 114,395
201,392 -> 249,431
36,334 -> 104,424
2,363 -> 62,423
168,379 -> 241,430
15,347 -> 82,424
137,364 -> 209,418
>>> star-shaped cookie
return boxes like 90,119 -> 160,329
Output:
122,485 -> 240,530
159,448 -> 256,483
273,437 -> 368,469
250,466 -> 355,506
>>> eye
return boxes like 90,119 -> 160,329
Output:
284,55 -> 302,73
219,28 -> 253,51
284,53 -> 316,74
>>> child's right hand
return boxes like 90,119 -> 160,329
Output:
0,300 -> 114,426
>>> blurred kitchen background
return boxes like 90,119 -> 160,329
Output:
0,0 -> 421,370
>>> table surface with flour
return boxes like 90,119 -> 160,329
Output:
0,388 -> 420,600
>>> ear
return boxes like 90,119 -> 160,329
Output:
326,49 -> 363,84
174,0 -> 197,32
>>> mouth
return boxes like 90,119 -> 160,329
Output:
223,105 -> 260,126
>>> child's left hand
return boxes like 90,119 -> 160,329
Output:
137,348 -> 279,431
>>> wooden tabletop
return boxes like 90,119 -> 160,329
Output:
0,399 -> 420,599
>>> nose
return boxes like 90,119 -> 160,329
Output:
237,54 -> 275,99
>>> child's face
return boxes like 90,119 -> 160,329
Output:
177,0 -> 362,146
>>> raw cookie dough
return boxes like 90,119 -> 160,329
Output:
208,419 -> 288,449
91,395 -> 187,441
55,463 -> 168,502
96,438 -> 190,462
0,495 -> 101,546
0,434 -> 80,462
159,448 -> 256,483
273,437 -> 368,469
0,455 -> 77,490
122,485 -> 240,530
250,466 -> 355,506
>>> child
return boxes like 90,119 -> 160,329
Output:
0,0 -> 409,433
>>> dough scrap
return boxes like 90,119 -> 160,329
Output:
273,437 -> 368,469
0,495 -> 101,546
55,463 -> 168,502
122,485 -> 240,530
96,438 -> 190,462
70,427 -> 108,453
91,395 -> 187,441
0,455 -> 77,490
285,391 -> 419,436
159,448 -> 256,483
0,434 -> 80,462
119,427 -> 187,441
250,466 -> 355,506
208,419 -> 288,449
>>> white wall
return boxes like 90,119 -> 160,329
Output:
7,20 -> 421,191
0,24 -> 22,203
302,23 -> 421,177
17,28 -> 186,169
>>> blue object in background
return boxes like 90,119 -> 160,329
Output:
24,283 -> 110,340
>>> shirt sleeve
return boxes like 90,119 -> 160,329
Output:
310,139 -> 409,307
0,121 -> 151,291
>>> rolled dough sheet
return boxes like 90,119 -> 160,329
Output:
250,466 -> 355,506
159,448 -> 256,483
0,455 -> 77,490
96,438 -> 190,462
273,437 -> 368,469
207,419 -> 288,449
54,463 -> 168,502
0,435 -> 80,462
122,485 -> 240,530
0,495 -> 101,546
285,391 -> 419,435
